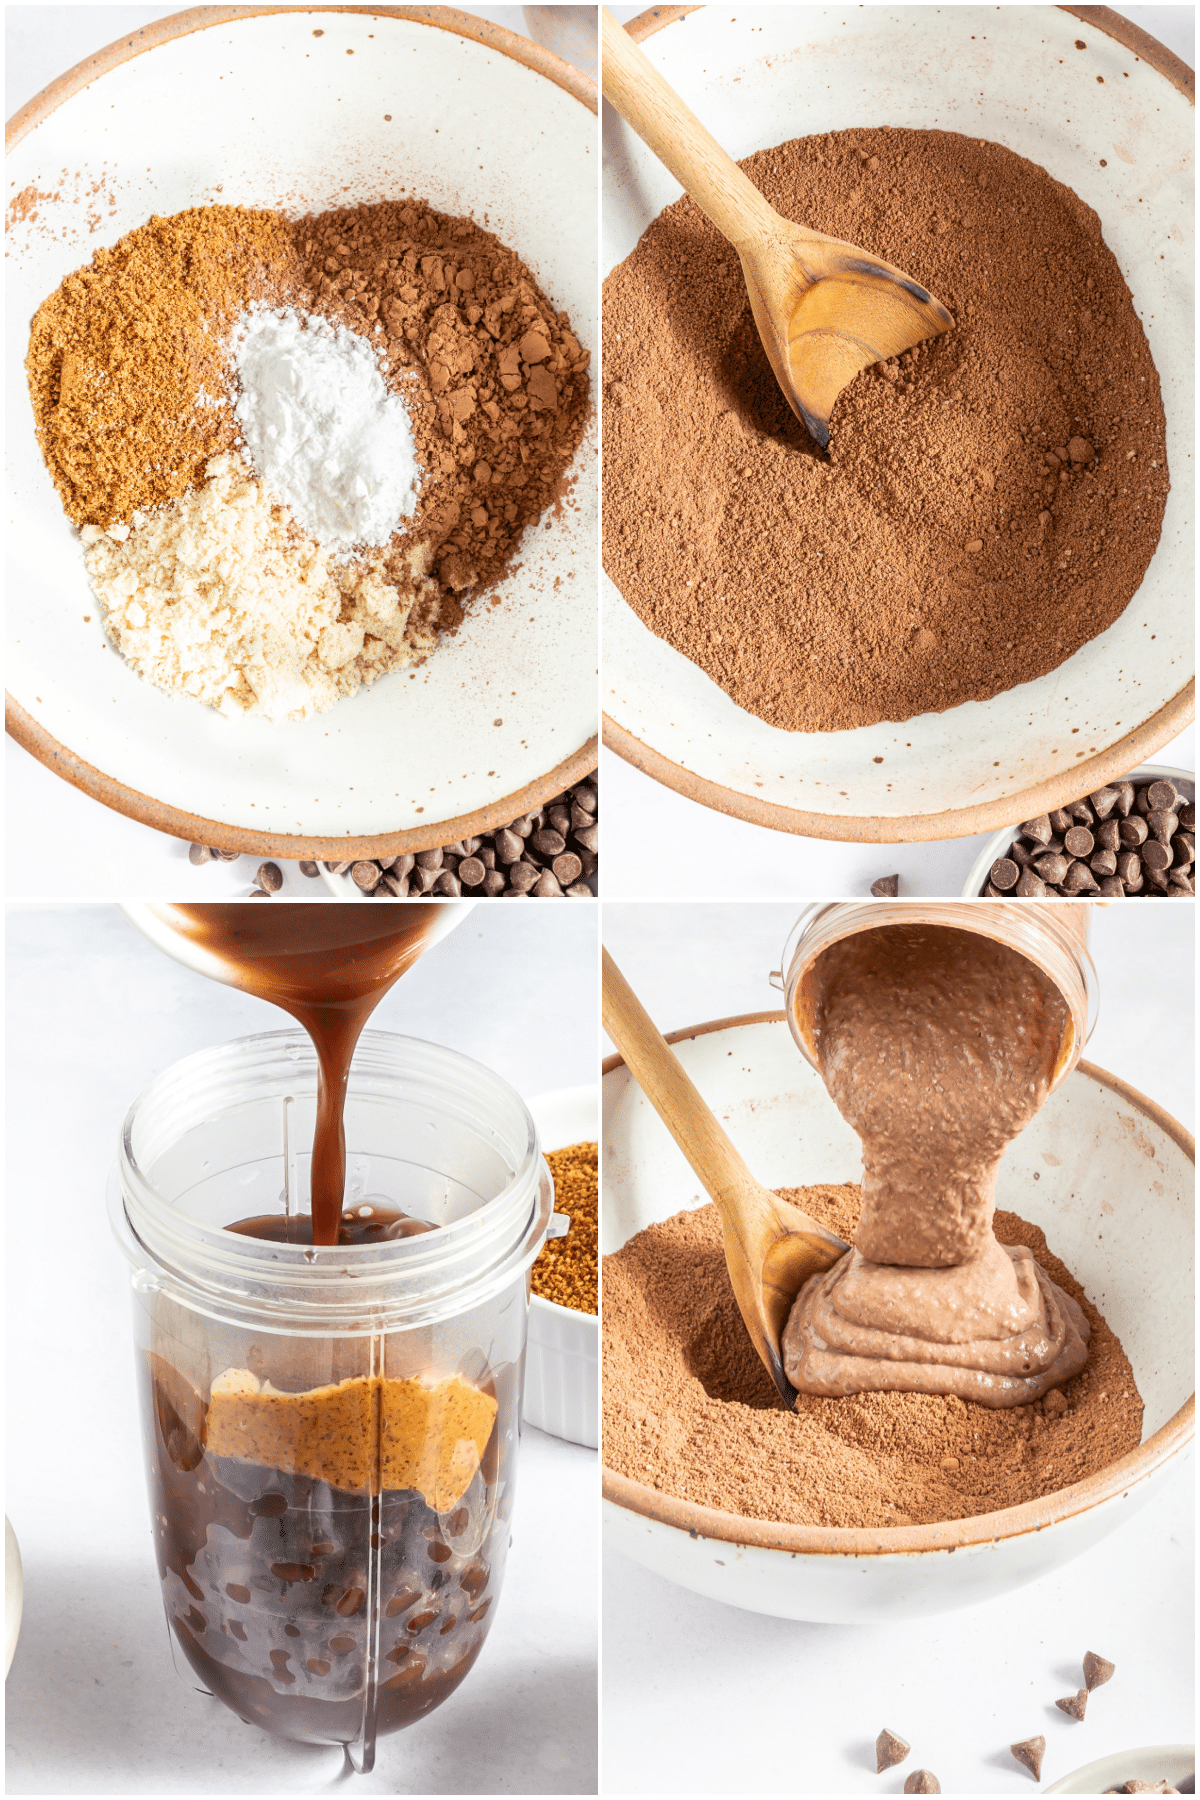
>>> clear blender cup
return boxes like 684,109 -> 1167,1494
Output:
109,1026 -> 552,1772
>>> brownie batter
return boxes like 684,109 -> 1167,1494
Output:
603,128 -> 1169,731
782,925 -> 1089,1405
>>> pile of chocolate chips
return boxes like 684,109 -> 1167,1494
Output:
325,780 -> 598,898
982,777 -> 1194,899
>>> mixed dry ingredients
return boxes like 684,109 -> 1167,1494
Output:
27,201 -> 589,720
603,128 -> 1169,731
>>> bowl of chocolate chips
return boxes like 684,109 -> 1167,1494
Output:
965,766 -> 1195,900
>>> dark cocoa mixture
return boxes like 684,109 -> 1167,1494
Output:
603,1187 -> 1143,1529
27,197 -> 590,620
603,129 -> 1169,731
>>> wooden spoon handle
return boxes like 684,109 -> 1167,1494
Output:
601,6 -> 775,250
602,946 -> 763,1217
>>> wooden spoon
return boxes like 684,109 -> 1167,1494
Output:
601,7 -> 954,448
603,947 -> 848,1406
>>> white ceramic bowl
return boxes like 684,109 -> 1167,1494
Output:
603,5 -> 1194,841
5,1517 -> 23,1679
6,7 -> 597,859
964,763 -> 1196,896
1045,1743 -> 1195,1795
525,1084 -> 598,1448
602,1014 -> 1194,1621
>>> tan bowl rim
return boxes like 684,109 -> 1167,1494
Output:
603,4 -> 1195,844
601,1009 -> 1195,1556
5,5 -> 597,860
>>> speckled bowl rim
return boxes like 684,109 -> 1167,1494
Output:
4,5 -> 598,861
601,1010 -> 1195,1557
601,4 -> 1195,844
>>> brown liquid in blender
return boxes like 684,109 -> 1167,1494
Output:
168,903 -> 445,1244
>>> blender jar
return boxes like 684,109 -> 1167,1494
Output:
773,900 -> 1098,1092
110,1027 -> 552,1773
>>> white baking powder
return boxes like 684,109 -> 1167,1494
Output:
232,307 -> 421,552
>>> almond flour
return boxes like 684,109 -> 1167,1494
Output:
82,455 -> 439,720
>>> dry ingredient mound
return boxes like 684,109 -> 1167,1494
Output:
602,1187 -> 1143,1529
602,129 -> 1170,732
26,197 -> 590,717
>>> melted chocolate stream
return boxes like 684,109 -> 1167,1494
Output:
169,904 -> 445,1244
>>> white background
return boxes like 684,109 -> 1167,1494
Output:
600,899 -> 1195,1793
4,902 -> 599,1794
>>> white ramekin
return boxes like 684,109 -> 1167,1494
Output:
524,1085 -> 598,1448
963,764 -> 1196,897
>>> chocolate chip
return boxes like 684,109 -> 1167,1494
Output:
1083,1650 -> 1116,1690
531,827 -> 566,858
870,873 -> 900,897
904,1775 -> 940,1795
1098,876 -> 1125,897
575,821 -> 599,855
1090,847 -> 1117,878
256,861 -> 283,893
1063,826 -> 1094,858
324,861 -> 353,875
1119,815 -> 1149,848
1172,833 -> 1194,866
416,847 -> 444,871
495,828 -> 523,863
1178,801 -> 1196,830
573,782 -> 597,813
298,860 -> 320,877
188,843 -> 212,866
1060,859 -> 1099,893
483,869 -> 507,896
433,869 -> 462,896
552,852 -> 583,885
533,869 -> 564,897
1069,799 -> 1095,825
1089,786 -> 1119,820
351,860 -> 381,891
213,848 -> 240,862
1147,779 -> 1178,811
1056,1689 -> 1088,1720
1011,1737 -> 1046,1781
508,860 -> 539,893
1034,853 -> 1072,886
1096,818 -> 1121,851
1020,815 -> 1052,845
1147,809 -> 1178,846
1112,781 -> 1136,817
1010,839 -> 1037,867
1141,839 -> 1172,872
876,1728 -> 910,1773
1049,808 -> 1073,833
459,856 -> 486,887
990,858 -> 1020,890
1016,869 -> 1047,898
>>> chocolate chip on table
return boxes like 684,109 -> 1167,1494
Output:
1055,1689 -> 1088,1721
1082,1650 -> 1116,1690
904,1774 -> 940,1795
870,874 -> 900,897
876,1728 -> 910,1773
298,860 -> 320,878
1010,1737 -> 1046,1781
256,861 -> 283,894
188,843 -> 212,866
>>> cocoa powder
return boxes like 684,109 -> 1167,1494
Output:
603,129 -> 1169,731
293,198 -> 591,607
602,1187 -> 1143,1529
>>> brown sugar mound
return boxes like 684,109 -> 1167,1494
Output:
533,1141 -> 598,1313
602,1186 -> 1143,1529
27,206 -> 299,527
603,129 -> 1169,732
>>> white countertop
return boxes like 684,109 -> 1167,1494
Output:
4,903 -> 598,1794
600,901 -> 1195,1794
